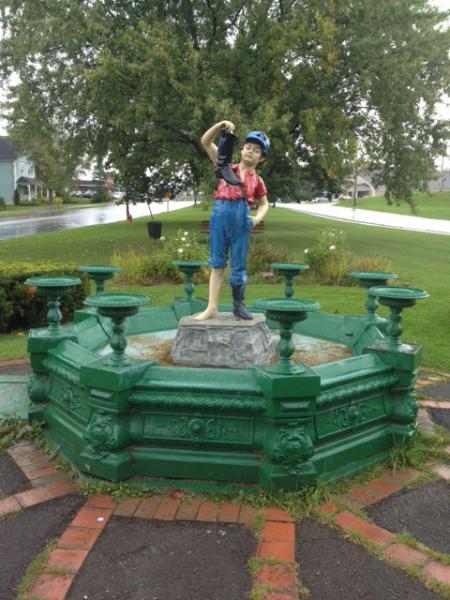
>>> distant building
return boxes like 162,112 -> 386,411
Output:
343,172 -> 385,198
0,137 -> 45,204
74,179 -> 106,193
428,170 -> 450,192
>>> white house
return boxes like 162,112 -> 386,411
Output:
0,137 -> 45,204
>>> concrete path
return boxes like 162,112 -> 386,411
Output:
279,202 -> 450,235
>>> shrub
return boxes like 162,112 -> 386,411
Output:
303,229 -> 350,285
348,256 -> 393,281
113,229 -> 209,285
0,197 -> 6,210
52,196 -> 64,205
91,188 -> 111,203
0,262 -> 90,333
247,242 -> 291,282
13,189 -> 20,205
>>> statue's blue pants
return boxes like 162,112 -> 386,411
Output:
209,199 -> 253,285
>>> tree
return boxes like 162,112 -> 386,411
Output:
1,0 -> 449,205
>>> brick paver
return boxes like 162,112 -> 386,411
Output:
134,496 -> 162,519
57,527 -> 102,551
113,498 -> 141,517
432,464 -> 450,480
258,540 -> 295,562
196,501 -> 219,522
0,495 -> 21,516
45,549 -> 89,573
261,522 -> 295,543
217,502 -> 241,523
27,574 -> 74,600
85,495 -> 117,510
257,562 -> 297,589
422,561 -> 450,586
335,512 -> 394,547
153,497 -> 181,521
70,507 -> 114,529
174,499 -> 202,521
385,543 -> 429,567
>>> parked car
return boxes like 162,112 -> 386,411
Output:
338,194 -> 352,201
311,195 -> 329,203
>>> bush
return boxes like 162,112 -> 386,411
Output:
0,197 -> 6,210
247,242 -> 291,282
0,262 -> 90,333
348,255 -> 393,280
13,189 -> 20,205
52,196 -> 64,205
91,188 -> 111,203
303,229 -> 350,285
112,229 -> 209,285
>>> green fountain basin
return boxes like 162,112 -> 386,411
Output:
22,274 -> 428,492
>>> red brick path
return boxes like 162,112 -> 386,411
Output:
3,439 -> 450,599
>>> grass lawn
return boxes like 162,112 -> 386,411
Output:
338,191 -> 450,220
1,204 -> 449,371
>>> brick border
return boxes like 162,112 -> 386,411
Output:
316,466 -> 450,588
419,399 -> 450,409
0,442 -> 76,518
4,441 -> 450,598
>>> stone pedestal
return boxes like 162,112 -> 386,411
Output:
171,313 -> 273,369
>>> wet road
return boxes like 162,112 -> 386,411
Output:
0,201 -> 193,241
279,202 -> 450,235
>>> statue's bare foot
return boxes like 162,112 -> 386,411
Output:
194,307 -> 218,320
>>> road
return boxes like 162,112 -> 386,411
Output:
278,202 -> 450,235
0,201 -> 194,241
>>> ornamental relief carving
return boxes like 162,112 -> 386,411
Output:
323,400 -> 379,429
150,415 -> 244,442
272,426 -> 314,475
85,410 -> 115,458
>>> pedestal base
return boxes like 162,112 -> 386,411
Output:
171,313 -> 273,369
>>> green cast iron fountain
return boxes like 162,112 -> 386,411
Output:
23,265 -> 428,492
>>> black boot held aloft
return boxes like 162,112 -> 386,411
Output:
214,128 -> 242,186
231,284 -> 253,320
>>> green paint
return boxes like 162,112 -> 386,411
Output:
18,276 -> 429,491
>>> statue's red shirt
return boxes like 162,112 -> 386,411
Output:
215,164 -> 267,205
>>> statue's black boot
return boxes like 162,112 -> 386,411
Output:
215,129 -> 241,186
231,284 -> 253,320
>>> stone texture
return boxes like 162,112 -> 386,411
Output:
170,313 -> 273,368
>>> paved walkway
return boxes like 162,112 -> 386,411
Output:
279,202 -> 450,235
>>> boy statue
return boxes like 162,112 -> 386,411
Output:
195,120 -> 270,321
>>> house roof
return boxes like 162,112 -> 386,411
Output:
16,176 -> 45,186
0,137 -> 18,160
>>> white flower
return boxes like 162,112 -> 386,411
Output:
329,245 -> 336,250
184,231 -> 188,235
304,248 -> 309,254
160,236 -> 166,241
186,243 -> 191,247
181,236 -> 187,241
177,248 -> 184,254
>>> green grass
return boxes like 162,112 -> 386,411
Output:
338,191 -> 450,220
1,204 -> 450,370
